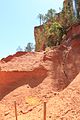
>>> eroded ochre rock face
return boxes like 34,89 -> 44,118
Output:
0,67 -> 47,100
0,25 -> 80,119
0,38 -> 80,94
0,39 -> 80,98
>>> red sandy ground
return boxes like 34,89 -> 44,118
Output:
0,39 -> 80,120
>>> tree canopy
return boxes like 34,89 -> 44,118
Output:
37,8 -> 56,25
25,43 -> 34,52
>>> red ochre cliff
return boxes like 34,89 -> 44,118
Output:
0,23 -> 80,120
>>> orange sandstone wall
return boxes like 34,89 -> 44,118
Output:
0,67 -> 47,100
67,23 -> 80,39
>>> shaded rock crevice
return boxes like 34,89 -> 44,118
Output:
0,66 -> 48,100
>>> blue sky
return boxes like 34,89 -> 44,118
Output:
0,0 -> 64,59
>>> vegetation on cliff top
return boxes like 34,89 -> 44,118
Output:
37,4 -> 79,50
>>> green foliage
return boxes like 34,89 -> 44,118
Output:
44,9 -> 56,22
49,22 -> 62,34
37,9 -> 64,48
47,22 -> 63,46
43,21 -> 64,47
36,3 -> 79,50
25,43 -> 34,52
37,8 -> 56,24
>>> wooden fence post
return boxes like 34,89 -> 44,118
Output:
14,101 -> 18,120
44,101 -> 46,120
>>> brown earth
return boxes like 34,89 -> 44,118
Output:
0,38 -> 80,120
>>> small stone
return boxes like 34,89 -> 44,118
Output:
49,115 -> 51,118
4,112 -> 9,116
